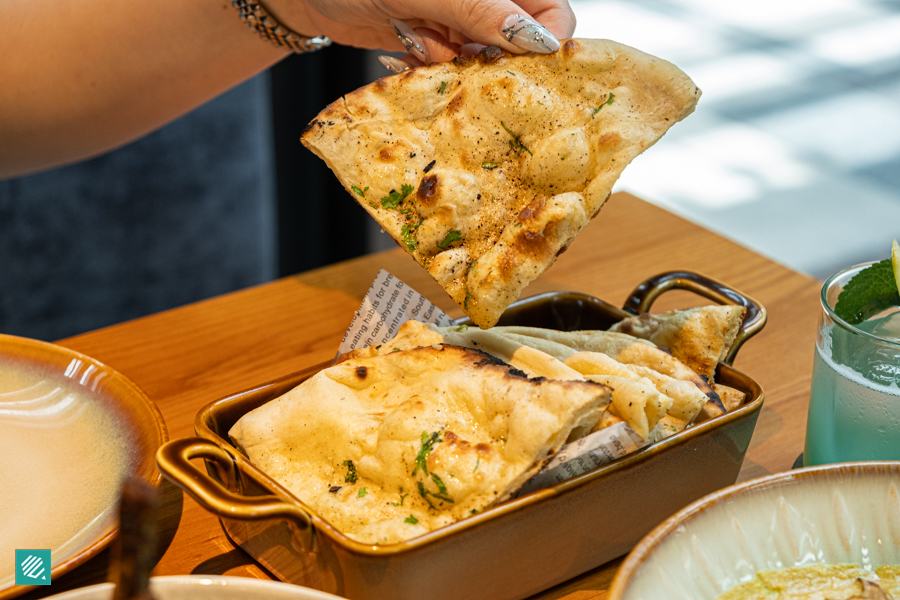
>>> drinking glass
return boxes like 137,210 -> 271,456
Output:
803,262 -> 900,466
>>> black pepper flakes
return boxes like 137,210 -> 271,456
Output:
423,160 -> 436,173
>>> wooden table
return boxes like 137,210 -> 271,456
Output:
24,192 -> 822,600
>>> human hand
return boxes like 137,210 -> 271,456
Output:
270,0 -> 576,66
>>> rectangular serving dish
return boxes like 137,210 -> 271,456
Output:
157,271 -> 766,600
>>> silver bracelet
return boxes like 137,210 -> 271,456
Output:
231,0 -> 332,54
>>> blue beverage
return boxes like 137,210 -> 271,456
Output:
803,265 -> 900,467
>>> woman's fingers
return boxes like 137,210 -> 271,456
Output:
414,28 -> 462,63
301,0 -> 576,64
519,0 -> 576,39
391,0 -> 571,54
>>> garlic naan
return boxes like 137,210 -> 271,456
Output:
301,39 -> 700,328
229,344 -> 609,544
609,305 -> 746,381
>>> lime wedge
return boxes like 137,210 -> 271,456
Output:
893,239 -> 900,293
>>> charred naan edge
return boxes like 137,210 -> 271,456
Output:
609,305 -> 746,381
229,344 -> 609,544
301,39 -> 701,328
712,383 -> 746,412
494,325 -> 726,418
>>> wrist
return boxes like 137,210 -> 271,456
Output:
231,0 -> 330,53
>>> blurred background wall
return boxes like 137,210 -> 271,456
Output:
2,0 -> 898,341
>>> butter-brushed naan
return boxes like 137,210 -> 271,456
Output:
229,344 -> 609,544
301,39 -> 700,328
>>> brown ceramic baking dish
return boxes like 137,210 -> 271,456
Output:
156,271 -> 767,600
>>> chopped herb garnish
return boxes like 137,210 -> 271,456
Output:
514,222 -> 523,227
439,81 -> 447,95
537,101 -> 544,106
391,489 -> 408,506
506,70 -> 516,76
437,229 -> 463,250
412,431 -> 441,476
417,480 -> 454,508
592,92 -> 615,115
400,220 -> 423,252
357,487 -> 367,498
473,457 -> 480,472
455,324 -> 469,332
470,509 -> 478,515
351,185 -> 369,197
561,154 -> 567,160
500,121 -> 533,156
482,162 -> 499,169
431,473 -> 448,495
405,514 -> 419,524
381,183 -> 415,209
464,291 -> 475,310
342,459 -> 358,484
391,348 -> 401,353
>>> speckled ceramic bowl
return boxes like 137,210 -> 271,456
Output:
609,462 -> 900,600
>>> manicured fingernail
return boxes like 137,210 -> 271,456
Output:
390,19 -> 429,63
378,55 -> 412,74
501,14 -> 561,53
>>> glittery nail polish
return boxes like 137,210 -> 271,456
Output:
378,55 -> 413,74
390,19 -> 429,63
501,14 -> 561,53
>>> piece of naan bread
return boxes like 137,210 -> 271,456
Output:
494,325 -> 726,418
609,305 -> 746,380
301,39 -> 700,328
229,344 -> 609,544
342,320 -> 676,439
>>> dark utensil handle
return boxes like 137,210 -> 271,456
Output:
622,271 -> 767,365
156,438 -> 313,541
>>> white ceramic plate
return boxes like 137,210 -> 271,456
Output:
44,576 -> 345,599
609,462 -> 900,600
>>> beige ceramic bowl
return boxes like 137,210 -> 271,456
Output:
44,576 -> 343,600
0,334 -> 167,599
609,462 -> 900,600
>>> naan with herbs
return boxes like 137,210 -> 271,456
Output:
301,39 -> 700,328
229,344 -> 609,544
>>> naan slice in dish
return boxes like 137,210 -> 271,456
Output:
301,39 -> 700,328
609,305 -> 746,381
230,344 -> 609,544
494,325 -> 726,418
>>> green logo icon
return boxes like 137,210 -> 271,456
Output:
15,550 -> 51,586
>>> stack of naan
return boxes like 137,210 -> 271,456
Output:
229,304 -> 746,545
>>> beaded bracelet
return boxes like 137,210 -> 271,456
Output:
232,0 -> 332,54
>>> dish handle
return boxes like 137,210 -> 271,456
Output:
621,271 -> 767,365
156,438 -> 314,549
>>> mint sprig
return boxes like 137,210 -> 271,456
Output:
834,259 -> 900,324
